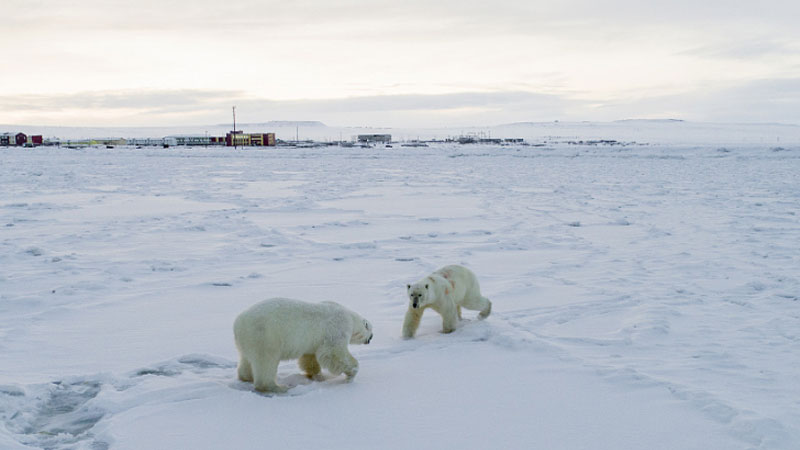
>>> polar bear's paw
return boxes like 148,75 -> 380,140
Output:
254,382 -> 289,394
479,300 -> 492,319
344,366 -> 359,382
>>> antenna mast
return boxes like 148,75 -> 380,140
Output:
232,106 -> 237,149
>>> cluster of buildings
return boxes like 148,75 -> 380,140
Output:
451,137 -> 524,145
1,131 -> 276,148
1,132 -> 43,147
120,131 -> 277,147
3,130 -> 528,149
128,131 -> 275,147
355,134 -> 526,146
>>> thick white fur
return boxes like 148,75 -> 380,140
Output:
403,265 -> 491,338
234,297 -> 373,393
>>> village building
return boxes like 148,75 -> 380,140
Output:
127,138 -> 166,146
164,135 -> 211,146
0,133 -> 28,147
93,138 -> 126,146
1,132 -> 41,146
224,131 -> 276,147
357,134 -> 392,143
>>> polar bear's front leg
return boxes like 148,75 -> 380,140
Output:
318,345 -> 359,381
252,355 -> 287,393
441,312 -> 457,333
435,300 -> 458,333
478,297 -> 491,319
402,308 -> 423,338
343,360 -> 359,382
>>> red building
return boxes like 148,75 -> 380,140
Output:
1,132 -> 41,146
221,131 -> 276,147
249,133 -> 276,146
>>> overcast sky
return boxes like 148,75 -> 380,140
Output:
2,0 -> 799,127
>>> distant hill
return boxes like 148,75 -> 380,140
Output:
496,119 -> 687,127
219,121 -> 327,128
613,119 -> 686,123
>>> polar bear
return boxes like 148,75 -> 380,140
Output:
233,298 -> 373,393
403,265 -> 491,338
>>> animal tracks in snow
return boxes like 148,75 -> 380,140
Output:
1,379 -> 107,450
2,307 -> 798,449
1,350 -> 385,448
0,355 -> 238,449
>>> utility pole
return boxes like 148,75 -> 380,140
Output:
232,106 -> 237,149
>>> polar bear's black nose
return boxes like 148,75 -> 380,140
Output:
366,334 -> 373,344
412,302 -> 418,309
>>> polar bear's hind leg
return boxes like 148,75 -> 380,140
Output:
237,356 -> 253,382
252,355 -> 287,393
462,293 -> 492,319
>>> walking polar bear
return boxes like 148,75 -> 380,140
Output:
234,298 -> 373,393
403,265 -> 492,338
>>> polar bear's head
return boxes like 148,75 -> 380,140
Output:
350,315 -> 373,345
406,281 -> 433,310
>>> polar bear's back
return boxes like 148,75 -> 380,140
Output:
434,265 -> 480,300
234,297 -> 346,360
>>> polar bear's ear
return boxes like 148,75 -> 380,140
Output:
406,284 -> 411,290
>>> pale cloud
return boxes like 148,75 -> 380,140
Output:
585,77 -> 800,123
5,81 -> 799,128
2,0 -> 799,126
0,89 -> 572,127
0,89 -> 241,111
680,38 -> 800,61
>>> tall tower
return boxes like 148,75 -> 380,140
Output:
232,106 -> 237,149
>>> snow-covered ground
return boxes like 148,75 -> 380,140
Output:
1,141 -> 798,449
